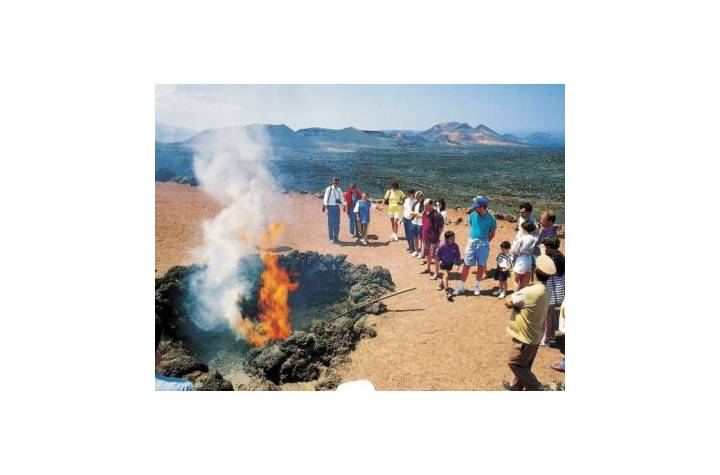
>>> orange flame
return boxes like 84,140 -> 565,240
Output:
232,222 -> 299,347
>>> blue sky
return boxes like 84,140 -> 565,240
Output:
156,84 -> 564,135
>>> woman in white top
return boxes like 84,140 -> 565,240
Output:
510,220 -> 538,290
435,198 -> 448,224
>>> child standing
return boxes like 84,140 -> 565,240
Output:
435,230 -> 463,300
493,240 -> 513,298
510,221 -> 538,291
353,192 -> 373,246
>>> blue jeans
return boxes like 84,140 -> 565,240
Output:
403,218 -> 415,251
327,205 -> 340,241
347,212 -> 357,236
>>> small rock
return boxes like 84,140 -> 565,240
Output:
315,372 -> 342,391
454,217 -> 463,225
366,302 -> 387,315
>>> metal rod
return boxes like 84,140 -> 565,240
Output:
328,287 -> 417,321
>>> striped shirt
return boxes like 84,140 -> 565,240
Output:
548,250 -> 565,306
496,253 -> 512,270
548,274 -> 565,306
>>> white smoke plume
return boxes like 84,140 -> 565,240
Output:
187,126 -> 277,331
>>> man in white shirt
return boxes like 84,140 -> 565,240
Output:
516,201 -> 540,240
402,188 -> 416,253
322,177 -> 346,243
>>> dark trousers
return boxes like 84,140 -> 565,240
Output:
507,338 -> 541,391
403,218 -> 415,251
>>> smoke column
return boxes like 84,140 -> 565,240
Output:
187,126 -> 276,332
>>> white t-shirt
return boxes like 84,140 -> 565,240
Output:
412,201 -> 424,225
403,198 -> 416,219
511,233 -> 538,256
441,210 -> 448,222
323,185 -> 345,206
516,214 -> 540,239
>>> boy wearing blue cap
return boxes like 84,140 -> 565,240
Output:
453,195 -> 497,296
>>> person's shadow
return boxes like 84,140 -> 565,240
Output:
336,238 -> 389,248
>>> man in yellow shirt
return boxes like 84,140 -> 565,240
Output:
502,254 -> 556,391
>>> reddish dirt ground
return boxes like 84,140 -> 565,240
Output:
156,182 -> 565,390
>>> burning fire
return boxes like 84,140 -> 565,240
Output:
230,222 -> 299,347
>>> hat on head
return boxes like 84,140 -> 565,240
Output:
535,255 -> 557,276
472,195 -> 489,208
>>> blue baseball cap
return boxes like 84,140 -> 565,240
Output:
472,195 -> 489,208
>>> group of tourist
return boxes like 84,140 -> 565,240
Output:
156,178 -> 565,390
321,177 -> 566,390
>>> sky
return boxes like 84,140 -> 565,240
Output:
156,84 -> 564,135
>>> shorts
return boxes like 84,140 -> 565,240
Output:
495,269 -> 510,281
463,238 -> 490,266
513,254 -> 533,274
388,206 -> 401,219
440,261 -> 454,271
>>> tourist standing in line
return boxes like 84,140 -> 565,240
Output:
436,198 -> 448,224
411,191 -> 425,258
420,198 -> 444,279
534,209 -> 558,258
510,221 -> 538,290
435,230 -> 463,299
453,195 -> 497,296
402,188 -> 417,253
344,183 -> 362,238
353,192 -> 373,246
322,177 -> 346,244
516,201 -> 540,239
383,181 -> 406,242
540,236 -> 565,346
502,254 -> 557,391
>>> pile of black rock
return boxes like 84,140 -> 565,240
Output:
154,251 -> 395,390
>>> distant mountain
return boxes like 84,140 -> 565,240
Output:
185,124 -> 318,150
155,123 -> 197,143
162,121 -> 562,153
420,122 -> 517,147
523,132 -> 564,147
296,126 -> 396,151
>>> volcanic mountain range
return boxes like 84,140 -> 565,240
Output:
156,121 -> 564,151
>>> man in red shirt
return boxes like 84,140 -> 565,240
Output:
344,183 -> 362,238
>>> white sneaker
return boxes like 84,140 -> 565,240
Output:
430,273 -> 438,280
452,285 -> 465,296
497,291 -> 506,299
362,239 -> 368,245
416,254 -> 424,259
393,234 -> 399,242
474,285 -> 481,296
492,288 -> 501,296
